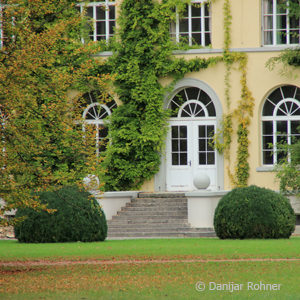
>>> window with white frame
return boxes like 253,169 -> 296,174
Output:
78,1 -> 116,42
81,91 -> 117,157
262,85 -> 300,165
263,0 -> 300,45
170,0 -> 211,46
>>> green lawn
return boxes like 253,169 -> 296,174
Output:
1,238 -> 300,299
0,237 -> 300,261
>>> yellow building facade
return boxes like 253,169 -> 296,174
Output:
86,0 -> 300,193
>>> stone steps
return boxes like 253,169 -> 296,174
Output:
107,193 -> 216,238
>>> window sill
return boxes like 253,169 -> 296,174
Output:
256,166 -> 275,172
94,46 -> 300,57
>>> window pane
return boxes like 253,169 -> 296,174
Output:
96,22 -> 106,35
290,30 -> 300,44
172,126 -> 178,138
199,126 -> 205,138
180,126 -> 187,138
199,139 -> 206,151
186,87 -> 199,100
180,139 -> 187,151
291,121 -> 300,135
263,150 -> 273,164
263,121 -> 273,135
109,6 -> 115,19
180,153 -> 187,165
264,31 -> 273,44
207,140 -> 214,152
109,21 -> 115,34
199,153 -> 206,165
206,101 -> 216,116
282,85 -> 296,98
191,33 -> 201,45
204,4 -> 210,17
96,6 -> 106,20
290,16 -> 299,29
172,153 -> 179,165
207,152 -> 215,165
277,30 -> 287,44
264,16 -> 273,29
87,7 -> 93,18
192,19 -> 201,32
277,121 -> 287,134
172,140 -> 178,151
277,15 -> 287,30
205,18 -> 210,31
268,88 -> 283,105
207,125 -> 214,137
263,135 -> 273,150
263,0 -> 273,14
179,19 -> 188,32
191,5 -> 201,17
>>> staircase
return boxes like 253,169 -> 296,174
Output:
107,193 -> 216,238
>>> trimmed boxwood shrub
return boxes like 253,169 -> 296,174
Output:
214,185 -> 296,239
14,186 -> 107,243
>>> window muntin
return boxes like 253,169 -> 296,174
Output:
81,91 -> 117,157
78,1 -> 116,42
262,85 -> 300,165
170,0 -> 211,46
168,87 -> 216,118
263,0 -> 300,45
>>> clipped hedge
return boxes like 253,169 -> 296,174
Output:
214,185 -> 296,239
14,186 -> 107,243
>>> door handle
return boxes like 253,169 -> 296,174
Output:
189,160 -> 192,166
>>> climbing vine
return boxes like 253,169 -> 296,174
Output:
214,0 -> 254,187
98,0 -> 220,191
97,0 -> 255,190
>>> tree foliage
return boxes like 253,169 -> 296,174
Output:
275,138 -> 300,196
0,0 -> 110,225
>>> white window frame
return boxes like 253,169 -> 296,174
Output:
262,0 -> 300,46
81,91 -> 117,157
78,1 -> 116,43
171,0 -> 211,47
0,4 -> 3,48
261,86 -> 300,165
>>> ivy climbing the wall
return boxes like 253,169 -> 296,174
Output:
96,0 -> 255,191
99,0 -> 220,191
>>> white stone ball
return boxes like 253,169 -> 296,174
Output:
83,175 -> 100,190
193,173 -> 210,190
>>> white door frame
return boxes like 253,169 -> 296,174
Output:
166,119 -> 218,191
155,78 -> 224,192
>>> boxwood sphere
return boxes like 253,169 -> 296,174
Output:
14,186 -> 107,243
214,185 -> 296,239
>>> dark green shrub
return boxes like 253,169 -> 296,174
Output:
14,186 -> 107,243
214,185 -> 296,239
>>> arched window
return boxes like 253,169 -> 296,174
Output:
168,87 -> 216,118
262,85 -> 300,165
81,91 -> 117,157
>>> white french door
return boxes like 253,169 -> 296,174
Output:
166,120 -> 217,191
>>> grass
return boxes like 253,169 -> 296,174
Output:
0,237 -> 300,261
1,238 -> 300,299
